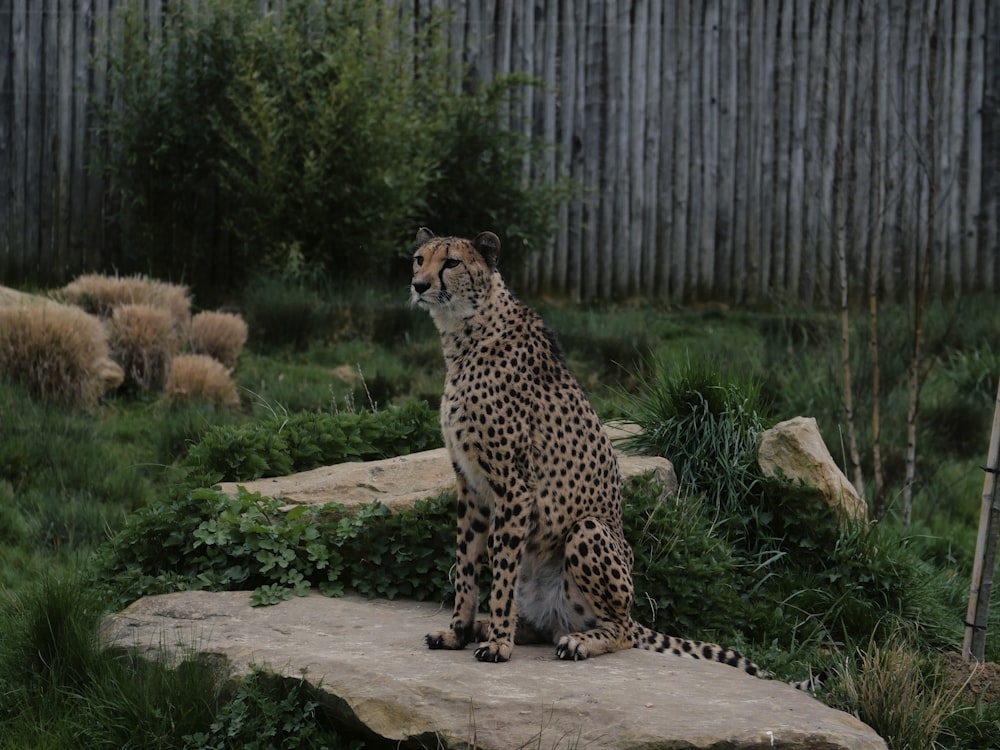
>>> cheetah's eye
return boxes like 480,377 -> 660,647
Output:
444,258 -> 461,269
414,255 -> 424,267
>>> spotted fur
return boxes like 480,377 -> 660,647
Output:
411,228 -> 818,689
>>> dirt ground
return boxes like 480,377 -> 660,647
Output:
940,652 -> 1000,703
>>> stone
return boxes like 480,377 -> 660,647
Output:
218,430 -> 677,513
102,591 -> 886,750
757,417 -> 867,520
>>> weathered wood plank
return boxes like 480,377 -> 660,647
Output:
697,2 -> 718,298
0,0 -> 13,281
787,0 -> 809,300
610,0 -> 631,298
730,1 -> 752,302
581,0 -> 602,301
1,0 -> 996,301
772,0 -> 794,296
628,0 -> 648,296
713,0 -> 736,300
980,2 -> 1000,292
640,0 -> 661,297
963,0 -> 985,291
669,1 -> 690,301
654,0 -> 676,298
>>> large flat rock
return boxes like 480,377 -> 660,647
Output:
102,591 -> 885,749
218,429 -> 677,513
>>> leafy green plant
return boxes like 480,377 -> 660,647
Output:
420,74 -> 578,276
183,670 -> 364,750
93,481 -> 457,608
624,478 -> 745,638
182,400 -> 442,484
92,487 -> 345,606
333,495 -> 455,602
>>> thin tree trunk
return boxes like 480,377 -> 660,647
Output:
963,376 -> 1000,662
834,18 -> 864,497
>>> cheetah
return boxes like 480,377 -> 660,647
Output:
410,228 -> 815,686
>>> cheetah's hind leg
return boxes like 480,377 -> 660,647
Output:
554,518 -> 636,661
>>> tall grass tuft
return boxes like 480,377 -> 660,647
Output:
108,303 -> 177,393
60,273 -> 192,338
0,304 -> 123,407
189,310 -> 248,368
831,634 -> 962,750
164,354 -> 239,409
0,576 -> 223,748
618,355 -> 768,509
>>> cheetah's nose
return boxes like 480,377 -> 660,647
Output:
412,281 -> 431,294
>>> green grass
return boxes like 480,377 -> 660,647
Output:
1,290 -> 999,748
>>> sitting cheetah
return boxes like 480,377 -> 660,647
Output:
411,228 -> 810,684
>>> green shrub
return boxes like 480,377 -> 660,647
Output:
216,0 -> 450,282
92,485 -> 455,608
617,357 -> 964,658
99,0 -> 571,295
419,75 -> 577,276
618,355 -> 769,513
182,400 -> 442,484
183,670 -> 364,750
92,487 -> 345,606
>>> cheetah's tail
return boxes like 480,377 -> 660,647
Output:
630,621 -> 824,691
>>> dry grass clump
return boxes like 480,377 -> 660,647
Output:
0,304 -> 124,407
834,637 -> 963,750
108,304 -> 176,393
163,354 -> 239,408
60,274 -> 192,339
189,311 -> 248,368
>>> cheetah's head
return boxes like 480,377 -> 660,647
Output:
410,228 -> 500,322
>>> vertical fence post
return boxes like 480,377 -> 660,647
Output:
963,376 -> 1000,662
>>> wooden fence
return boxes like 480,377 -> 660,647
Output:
2,0 -> 998,303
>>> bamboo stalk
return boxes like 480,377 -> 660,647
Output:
963,376 -> 1000,662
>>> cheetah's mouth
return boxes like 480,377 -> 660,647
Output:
411,290 -> 451,308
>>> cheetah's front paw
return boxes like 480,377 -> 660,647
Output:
473,640 -> 513,663
555,634 -> 590,661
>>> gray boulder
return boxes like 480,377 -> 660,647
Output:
758,416 -> 867,520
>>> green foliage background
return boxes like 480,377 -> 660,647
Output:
98,0 -> 570,296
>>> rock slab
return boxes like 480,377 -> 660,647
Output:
219,446 -> 678,513
102,591 -> 886,750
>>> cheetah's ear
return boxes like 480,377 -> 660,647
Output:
473,231 -> 500,270
415,227 -> 435,246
